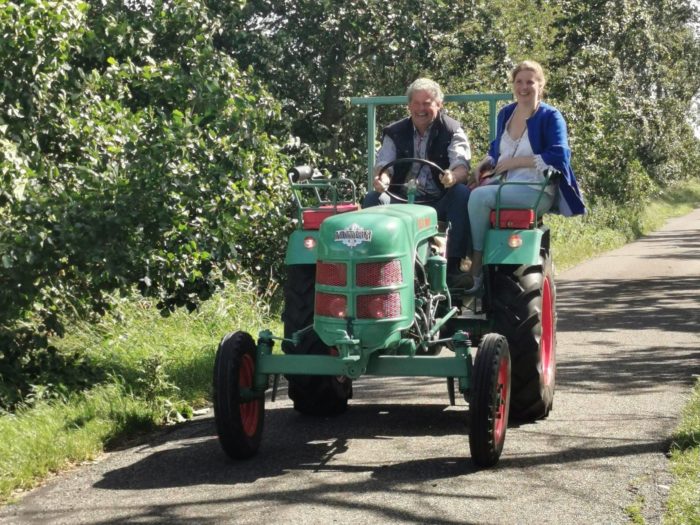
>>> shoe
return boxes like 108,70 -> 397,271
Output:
464,274 -> 484,294
447,271 -> 474,289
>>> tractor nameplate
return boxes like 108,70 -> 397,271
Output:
334,224 -> 373,248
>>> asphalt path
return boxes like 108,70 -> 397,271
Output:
2,209 -> 699,525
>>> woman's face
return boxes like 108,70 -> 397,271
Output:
512,70 -> 542,105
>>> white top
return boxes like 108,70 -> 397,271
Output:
496,124 -> 556,196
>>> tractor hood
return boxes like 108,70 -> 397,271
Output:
317,204 -> 438,260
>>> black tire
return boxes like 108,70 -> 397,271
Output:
490,253 -> 556,421
469,333 -> 511,468
281,264 -> 352,416
213,331 -> 264,459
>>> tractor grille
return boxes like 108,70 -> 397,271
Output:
356,260 -> 402,287
315,292 -> 347,318
356,292 -> 401,319
317,261 -> 346,286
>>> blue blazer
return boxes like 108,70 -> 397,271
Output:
489,102 -> 586,216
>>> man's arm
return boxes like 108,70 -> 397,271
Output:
372,135 -> 397,192
441,127 -> 471,187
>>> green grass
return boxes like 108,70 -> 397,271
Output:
550,179 -> 700,271
1,180 -> 699,508
0,276 -> 281,504
0,384 -> 158,502
625,493 -> 646,525
664,378 -> 700,525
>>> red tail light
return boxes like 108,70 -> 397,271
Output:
357,293 -> 401,319
356,260 -> 402,287
315,292 -> 347,318
317,261 -> 346,286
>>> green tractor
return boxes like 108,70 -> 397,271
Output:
213,95 -> 556,468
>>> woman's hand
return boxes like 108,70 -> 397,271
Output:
494,156 -> 536,174
470,158 -> 495,188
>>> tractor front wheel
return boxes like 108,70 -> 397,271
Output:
213,331 -> 265,459
469,333 -> 511,468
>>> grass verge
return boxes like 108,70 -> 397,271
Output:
550,179 -> 700,271
0,384 -> 158,503
0,277 -> 280,504
664,377 -> 700,525
0,179 -> 699,507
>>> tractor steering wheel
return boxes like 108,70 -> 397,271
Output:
378,157 -> 446,204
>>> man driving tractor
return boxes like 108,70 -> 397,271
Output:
362,78 -> 473,289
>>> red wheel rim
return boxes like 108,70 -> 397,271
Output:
494,356 -> 509,443
239,353 -> 260,437
541,276 -> 554,386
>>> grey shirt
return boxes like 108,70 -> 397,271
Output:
375,121 -> 471,198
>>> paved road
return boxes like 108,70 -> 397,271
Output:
2,209 -> 699,525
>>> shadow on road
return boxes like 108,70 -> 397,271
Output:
95,402 -> 476,491
556,344 -> 700,393
94,398 -> 672,493
554,275 -> 700,392
557,276 -> 700,334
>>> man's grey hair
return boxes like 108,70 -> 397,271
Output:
406,78 -> 444,103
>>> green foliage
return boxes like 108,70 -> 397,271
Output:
214,0 -> 508,178
0,0 -> 291,409
548,0 -> 700,203
1,0 -> 699,413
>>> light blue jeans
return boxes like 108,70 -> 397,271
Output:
468,183 -> 555,251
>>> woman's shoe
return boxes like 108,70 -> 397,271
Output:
464,274 -> 483,294
447,271 -> 474,289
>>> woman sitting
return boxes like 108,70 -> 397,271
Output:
466,60 -> 585,291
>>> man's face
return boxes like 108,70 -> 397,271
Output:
408,89 -> 442,132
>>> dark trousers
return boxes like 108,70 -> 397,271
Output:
362,184 -> 472,259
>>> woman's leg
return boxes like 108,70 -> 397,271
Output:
468,184 -> 554,277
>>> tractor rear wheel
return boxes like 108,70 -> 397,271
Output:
282,264 -> 352,416
469,333 -> 511,467
213,331 -> 264,459
490,252 -> 556,421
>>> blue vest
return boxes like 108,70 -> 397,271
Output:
382,111 -> 460,195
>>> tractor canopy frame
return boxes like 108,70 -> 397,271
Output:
349,93 -> 513,188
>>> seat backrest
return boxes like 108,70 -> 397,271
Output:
489,209 -> 536,229
302,204 -> 359,230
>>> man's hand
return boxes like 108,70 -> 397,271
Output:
372,171 -> 391,192
439,169 -> 457,188
440,165 -> 467,188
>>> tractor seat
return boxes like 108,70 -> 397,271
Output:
489,209 -> 540,229
302,204 -> 358,230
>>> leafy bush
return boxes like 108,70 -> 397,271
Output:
0,0 -> 292,409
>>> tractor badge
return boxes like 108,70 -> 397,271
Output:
334,224 -> 372,247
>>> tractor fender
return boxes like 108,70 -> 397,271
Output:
484,226 -> 550,266
285,230 -> 319,265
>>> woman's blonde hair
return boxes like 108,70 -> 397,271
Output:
510,60 -> 547,97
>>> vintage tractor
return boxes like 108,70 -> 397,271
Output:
212,154 -> 557,468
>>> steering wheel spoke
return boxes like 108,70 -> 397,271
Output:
379,157 -> 445,204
